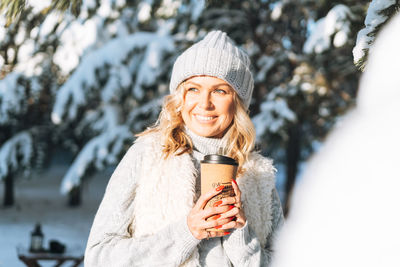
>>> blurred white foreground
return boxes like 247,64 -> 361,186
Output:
272,14 -> 400,267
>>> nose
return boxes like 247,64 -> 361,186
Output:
198,91 -> 213,109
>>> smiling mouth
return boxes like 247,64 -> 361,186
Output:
194,115 -> 217,122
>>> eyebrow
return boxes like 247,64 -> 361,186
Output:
185,81 -> 231,88
185,81 -> 202,87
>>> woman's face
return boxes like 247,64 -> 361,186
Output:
181,76 -> 235,138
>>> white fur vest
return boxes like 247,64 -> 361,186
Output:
130,133 -> 276,266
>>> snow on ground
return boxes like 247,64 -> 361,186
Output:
0,159 -> 112,267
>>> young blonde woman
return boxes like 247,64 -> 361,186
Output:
85,30 -> 284,267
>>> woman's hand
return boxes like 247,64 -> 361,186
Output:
187,185 -> 235,240
187,180 -> 246,240
212,179 -> 246,230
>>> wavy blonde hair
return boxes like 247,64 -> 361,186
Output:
138,83 -> 256,171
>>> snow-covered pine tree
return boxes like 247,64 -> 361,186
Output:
49,0 -> 207,205
0,5 -> 57,206
2,0 -> 207,206
272,0 -> 365,212
1,0 -> 374,211
199,0 -> 366,212
353,0 -> 400,70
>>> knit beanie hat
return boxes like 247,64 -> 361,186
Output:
169,30 -> 254,109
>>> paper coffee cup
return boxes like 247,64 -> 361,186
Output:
201,154 -> 238,231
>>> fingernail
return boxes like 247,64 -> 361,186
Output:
232,179 -> 238,186
212,215 -> 221,220
215,225 -> 222,229
213,200 -> 223,207
228,205 -> 234,210
223,232 -> 230,235
216,185 -> 224,191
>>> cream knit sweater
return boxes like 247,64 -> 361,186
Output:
84,130 -> 283,266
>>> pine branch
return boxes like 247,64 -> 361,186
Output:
354,48 -> 369,71
354,2 -> 400,70
0,0 -> 82,25
0,0 -> 26,26
50,0 -> 82,17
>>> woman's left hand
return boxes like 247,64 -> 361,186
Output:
215,179 -> 247,230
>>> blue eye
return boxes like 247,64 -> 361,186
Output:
214,89 -> 227,94
187,87 -> 198,92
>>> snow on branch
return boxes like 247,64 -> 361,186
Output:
255,55 -> 276,83
60,125 -> 133,194
353,0 -> 398,69
190,0 -> 206,21
358,12 -> 400,111
51,31 -> 175,125
303,4 -> 355,54
127,96 -> 163,132
252,88 -> 297,140
0,131 -> 33,180
0,72 -> 27,125
60,103 -> 133,193
75,104 -> 122,135
53,19 -> 98,75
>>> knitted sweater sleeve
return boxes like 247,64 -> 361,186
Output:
222,188 -> 284,266
84,144 -> 201,267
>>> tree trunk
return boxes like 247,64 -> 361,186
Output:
68,185 -> 81,207
3,173 -> 14,207
284,124 -> 301,216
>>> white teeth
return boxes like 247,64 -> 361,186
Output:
195,115 -> 215,121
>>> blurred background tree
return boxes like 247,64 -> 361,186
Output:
1,0 -> 398,212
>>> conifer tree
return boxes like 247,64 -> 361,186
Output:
1,0 -> 389,211
0,0 -> 206,206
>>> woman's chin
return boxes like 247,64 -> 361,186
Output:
190,128 -> 221,138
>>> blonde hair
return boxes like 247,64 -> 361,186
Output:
138,84 -> 256,171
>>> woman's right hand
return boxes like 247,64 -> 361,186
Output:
187,185 -> 234,240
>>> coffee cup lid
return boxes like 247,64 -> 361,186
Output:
201,154 -> 238,165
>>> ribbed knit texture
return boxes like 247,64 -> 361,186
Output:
170,30 -> 254,109
174,218 -> 202,260
186,128 -> 244,266
186,128 -> 226,157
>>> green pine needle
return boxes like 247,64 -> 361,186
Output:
0,0 -> 26,26
0,0 -> 82,26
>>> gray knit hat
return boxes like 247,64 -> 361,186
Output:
169,30 -> 254,109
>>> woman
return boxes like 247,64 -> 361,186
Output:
85,30 -> 284,266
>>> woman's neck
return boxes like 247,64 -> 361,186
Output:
185,128 -> 226,157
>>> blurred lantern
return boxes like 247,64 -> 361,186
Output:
29,223 -> 44,253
